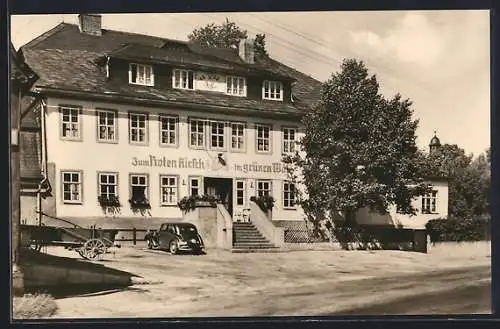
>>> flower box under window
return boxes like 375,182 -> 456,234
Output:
129,197 -> 151,209
98,195 -> 121,208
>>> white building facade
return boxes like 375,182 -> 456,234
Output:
40,96 -> 305,226
20,14 -> 448,231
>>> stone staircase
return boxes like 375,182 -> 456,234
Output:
232,221 -> 279,252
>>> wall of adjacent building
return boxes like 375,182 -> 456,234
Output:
355,180 -> 449,229
20,192 -> 38,225
43,96 -> 307,226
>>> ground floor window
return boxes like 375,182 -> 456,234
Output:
235,179 -> 246,206
160,175 -> 178,205
256,180 -> 272,197
189,176 -> 202,196
283,181 -> 296,208
61,171 -> 82,203
98,173 -> 118,198
422,190 -> 438,213
130,174 -> 149,204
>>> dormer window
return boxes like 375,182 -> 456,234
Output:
173,69 -> 194,90
262,80 -> 283,101
226,76 -> 246,96
129,63 -> 154,86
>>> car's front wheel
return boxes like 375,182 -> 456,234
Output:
169,240 -> 178,255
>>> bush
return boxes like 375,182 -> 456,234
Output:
97,195 -> 121,208
177,194 -> 217,213
128,197 -> 151,209
249,195 -> 275,212
426,216 -> 491,242
13,293 -> 58,319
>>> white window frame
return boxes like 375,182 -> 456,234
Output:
262,80 -> 283,101
235,179 -> 246,207
129,112 -> 148,145
189,118 -> 206,149
283,181 -> 297,209
96,109 -> 118,143
61,170 -> 83,204
256,180 -> 272,197
60,105 -> 82,141
230,122 -> 246,152
226,76 -> 247,96
210,120 -> 226,150
172,69 -> 195,90
256,123 -> 272,153
189,176 -> 203,196
129,63 -> 154,86
160,175 -> 178,206
159,115 -> 178,147
98,172 -> 118,199
129,174 -> 149,202
422,190 -> 438,214
282,126 -> 298,154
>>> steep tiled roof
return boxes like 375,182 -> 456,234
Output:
20,131 -> 42,180
20,96 -> 41,130
21,22 -> 323,115
106,43 -> 294,80
10,42 -> 39,87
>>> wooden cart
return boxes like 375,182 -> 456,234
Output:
20,220 -> 118,261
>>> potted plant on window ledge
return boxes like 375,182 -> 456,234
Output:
129,196 -> 151,216
98,195 -> 121,215
177,194 -> 217,214
250,195 -> 275,220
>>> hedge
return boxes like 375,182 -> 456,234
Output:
425,216 -> 491,242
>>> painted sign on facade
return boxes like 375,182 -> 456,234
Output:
233,162 -> 289,174
194,72 -> 226,93
132,156 -> 209,169
131,155 -> 289,174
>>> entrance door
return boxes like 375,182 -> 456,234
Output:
204,177 -> 233,215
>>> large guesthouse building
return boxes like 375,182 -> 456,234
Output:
19,14 -> 448,239
19,14 -> 322,229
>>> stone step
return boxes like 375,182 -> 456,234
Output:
232,243 -> 277,249
232,226 -> 259,230
231,248 -> 283,253
233,234 -> 267,239
233,238 -> 270,244
234,231 -> 263,236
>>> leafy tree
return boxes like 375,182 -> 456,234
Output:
188,18 -> 268,57
254,33 -> 268,57
422,145 -> 490,218
284,59 -> 431,230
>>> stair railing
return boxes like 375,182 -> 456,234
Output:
249,202 -> 285,248
216,204 -> 233,250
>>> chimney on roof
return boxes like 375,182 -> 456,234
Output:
239,38 -> 255,64
78,14 -> 102,36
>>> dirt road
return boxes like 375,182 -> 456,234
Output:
46,241 -> 491,318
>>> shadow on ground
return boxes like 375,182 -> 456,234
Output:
27,285 -> 149,299
19,248 -> 142,299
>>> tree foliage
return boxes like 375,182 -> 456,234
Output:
188,18 -> 268,57
423,145 -> 490,218
285,59 -> 431,227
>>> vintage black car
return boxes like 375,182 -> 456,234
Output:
144,222 -> 205,255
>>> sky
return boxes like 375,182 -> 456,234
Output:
10,11 -> 490,157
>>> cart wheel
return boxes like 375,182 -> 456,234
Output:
81,238 -> 106,260
100,237 -> 114,253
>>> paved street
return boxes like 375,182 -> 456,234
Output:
45,241 -> 491,318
